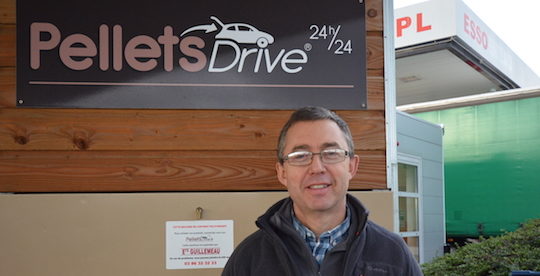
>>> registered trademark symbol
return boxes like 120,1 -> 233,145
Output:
304,43 -> 312,51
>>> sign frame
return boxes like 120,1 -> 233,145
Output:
17,0 -> 367,109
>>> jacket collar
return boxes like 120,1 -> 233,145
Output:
256,194 -> 370,239
255,194 -> 371,275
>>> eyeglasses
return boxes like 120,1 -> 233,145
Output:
283,149 -> 350,166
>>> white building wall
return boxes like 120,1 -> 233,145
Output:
396,110 -> 445,263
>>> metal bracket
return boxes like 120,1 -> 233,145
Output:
195,207 -> 204,220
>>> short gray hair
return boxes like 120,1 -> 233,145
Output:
277,106 -> 355,164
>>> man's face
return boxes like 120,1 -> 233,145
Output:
276,119 -> 359,218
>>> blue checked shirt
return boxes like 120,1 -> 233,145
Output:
292,208 -> 351,265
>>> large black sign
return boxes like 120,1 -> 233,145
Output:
17,0 -> 366,109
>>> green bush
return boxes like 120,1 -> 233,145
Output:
422,218 -> 540,276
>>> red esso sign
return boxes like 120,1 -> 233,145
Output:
464,13 -> 488,49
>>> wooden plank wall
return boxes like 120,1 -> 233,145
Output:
0,0 -> 387,192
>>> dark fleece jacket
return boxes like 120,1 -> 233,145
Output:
222,194 -> 423,276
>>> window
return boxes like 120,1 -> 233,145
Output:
396,154 -> 423,263
238,25 -> 252,31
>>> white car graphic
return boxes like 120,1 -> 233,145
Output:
181,16 -> 275,48
211,16 -> 274,48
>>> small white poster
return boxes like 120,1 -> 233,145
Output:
166,220 -> 234,270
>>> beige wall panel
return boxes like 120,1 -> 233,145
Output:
0,191 -> 393,276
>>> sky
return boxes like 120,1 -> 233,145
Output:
394,0 -> 540,79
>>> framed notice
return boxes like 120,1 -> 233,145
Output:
17,0 -> 366,109
166,220 -> 234,270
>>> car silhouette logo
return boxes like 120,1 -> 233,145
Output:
181,16 -> 275,48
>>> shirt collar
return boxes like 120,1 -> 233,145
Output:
292,207 -> 351,243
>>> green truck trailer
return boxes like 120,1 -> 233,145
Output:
409,88 -> 540,241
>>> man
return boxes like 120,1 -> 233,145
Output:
222,106 -> 423,276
